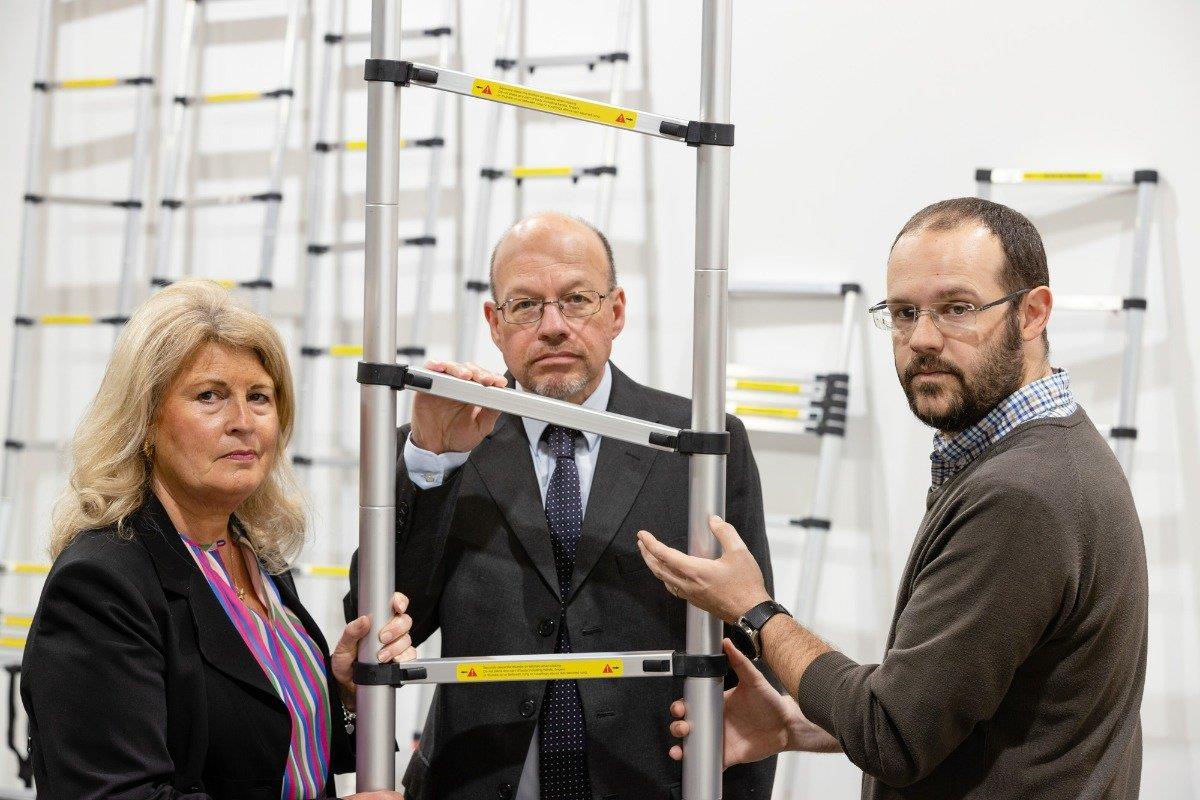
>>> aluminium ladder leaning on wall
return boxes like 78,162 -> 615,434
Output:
976,168 -> 1158,477
0,1 -> 163,792
351,2 -> 735,797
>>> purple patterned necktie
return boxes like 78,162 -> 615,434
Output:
538,426 -> 591,800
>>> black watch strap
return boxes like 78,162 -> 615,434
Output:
741,600 -> 791,633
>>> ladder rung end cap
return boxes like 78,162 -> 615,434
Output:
307,244 -> 331,255
814,423 -> 847,437
111,199 -> 142,209
13,317 -> 35,327
23,194 -> 43,204
840,282 -> 863,296
582,165 -> 618,177
494,58 -> 518,70
264,88 -> 294,99
292,455 -> 313,466
300,346 -> 325,357
364,59 -> 415,86
160,199 -> 183,209
324,33 -> 343,44
1110,427 -> 1138,440
642,658 -> 671,673
314,141 -> 334,152
685,121 -> 735,147
33,82 -> 49,92
251,192 -> 283,203
173,95 -> 191,106
239,279 -> 274,290
353,660 -> 426,686
1134,169 -> 1159,184
412,137 -> 445,148
150,277 -> 171,287
424,26 -> 453,37
480,168 -> 505,180
465,280 -> 490,292
357,362 -> 429,391
403,236 -> 437,247
672,652 -> 729,678
661,430 -> 730,455
793,517 -> 832,530
127,76 -> 154,86
397,347 -> 427,357
600,51 -> 631,63
1123,297 -> 1148,310
98,316 -> 129,326
4,440 -> 25,451
975,168 -> 994,183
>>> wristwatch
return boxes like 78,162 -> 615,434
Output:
729,600 -> 791,660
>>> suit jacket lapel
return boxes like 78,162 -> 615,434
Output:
572,366 -> 660,596
471,413 -> 563,601
136,495 -> 281,703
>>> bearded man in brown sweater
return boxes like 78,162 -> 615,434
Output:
637,197 -> 1148,799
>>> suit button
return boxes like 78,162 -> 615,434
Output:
536,618 -> 556,637
519,698 -> 536,718
498,783 -> 514,799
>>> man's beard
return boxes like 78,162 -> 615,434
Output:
900,312 -> 1025,433
524,360 -> 596,402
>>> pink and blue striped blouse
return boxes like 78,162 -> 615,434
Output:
181,532 -> 332,800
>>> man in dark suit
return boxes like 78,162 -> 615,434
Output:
346,211 -> 775,799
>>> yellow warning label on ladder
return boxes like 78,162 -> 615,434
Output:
470,79 -> 637,130
734,405 -> 802,420
0,636 -> 26,650
0,615 -> 32,629
1022,172 -> 1104,182
329,344 -> 364,357
512,166 -> 574,179
204,91 -> 264,104
456,658 -> 625,682
733,379 -> 803,394
304,565 -> 350,578
39,314 -> 94,325
61,78 -> 120,89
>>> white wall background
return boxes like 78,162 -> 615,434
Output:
1,1 -> 1198,797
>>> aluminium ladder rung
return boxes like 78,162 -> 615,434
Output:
493,51 -> 629,72
358,650 -> 680,686
306,236 -> 436,256
22,193 -> 142,209
728,280 -> 862,300
0,562 -> 50,576
150,277 -> 273,291
315,137 -> 444,153
159,191 -> 282,209
173,88 -> 293,106
764,513 -> 834,532
3,438 -> 63,453
11,314 -> 127,327
35,76 -> 153,91
301,344 -> 428,360
384,62 -> 715,144
1053,294 -> 1147,313
336,26 -> 453,46
976,168 -> 1159,186
291,454 -> 359,469
480,165 -> 616,183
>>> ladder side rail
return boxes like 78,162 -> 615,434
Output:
152,0 -> 203,283
357,0 -> 403,789
255,0 -> 305,310
455,0 -> 518,361
1114,177 -> 1156,475
115,0 -> 163,316
683,2 -> 733,797
594,0 -> 635,230
295,0 -> 345,473
399,19 -> 453,424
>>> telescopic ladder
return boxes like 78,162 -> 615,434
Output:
0,1 -> 163,789
455,0 -> 638,362
151,0 -> 303,311
353,2 -> 735,797
976,168 -> 1158,477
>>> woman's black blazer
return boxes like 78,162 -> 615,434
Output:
20,494 -> 354,800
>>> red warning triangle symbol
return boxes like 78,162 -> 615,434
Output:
467,668 -> 478,677
602,664 -> 614,674
482,85 -> 493,95
615,114 -> 626,123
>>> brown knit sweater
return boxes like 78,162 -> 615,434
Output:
797,408 -> 1147,799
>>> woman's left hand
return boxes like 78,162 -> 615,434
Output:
332,591 -> 416,711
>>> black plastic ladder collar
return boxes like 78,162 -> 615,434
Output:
356,362 -> 432,392
354,661 -> 427,687
364,59 -> 438,87
641,653 -> 729,678
658,120 -> 735,147
648,429 -> 730,455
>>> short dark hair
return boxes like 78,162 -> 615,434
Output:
489,215 -> 618,300
893,197 -> 1049,348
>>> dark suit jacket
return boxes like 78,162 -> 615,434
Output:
346,364 -> 776,799
21,493 -> 354,800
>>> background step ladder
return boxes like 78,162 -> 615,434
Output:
152,0 -> 304,311
0,0 -> 164,789
975,168 -> 1159,476
455,0 -> 639,362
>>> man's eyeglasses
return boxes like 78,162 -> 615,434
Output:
496,290 -> 608,325
868,289 -> 1030,335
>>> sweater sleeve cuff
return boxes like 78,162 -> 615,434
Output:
796,649 -> 860,738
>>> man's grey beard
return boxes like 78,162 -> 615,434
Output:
528,367 -> 594,402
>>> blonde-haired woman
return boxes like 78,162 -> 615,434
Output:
21,279 -> 408,800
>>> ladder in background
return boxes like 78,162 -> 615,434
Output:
152,0 -> 303,311
295,0 -> 460,476
976,168 -> 1158,476
455,0 -> 638,362
0,0 -> 163,790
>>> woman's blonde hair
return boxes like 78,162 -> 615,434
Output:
50,278 -> 305,571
